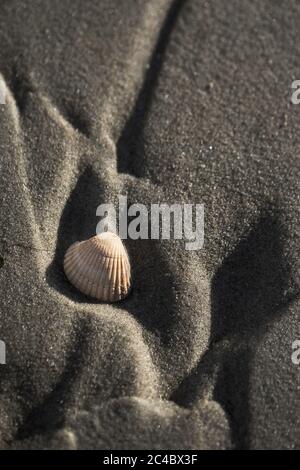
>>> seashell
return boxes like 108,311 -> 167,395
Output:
63,232 -> 131,302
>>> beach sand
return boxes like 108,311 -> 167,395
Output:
0,0 -> 299,449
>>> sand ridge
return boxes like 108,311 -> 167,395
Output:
0,0 -> 299,449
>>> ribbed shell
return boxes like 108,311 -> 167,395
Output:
63,232 -> 131,302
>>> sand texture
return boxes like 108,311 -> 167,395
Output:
0,0 -> 299,449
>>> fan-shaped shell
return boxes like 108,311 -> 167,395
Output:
63,232 -> 131,302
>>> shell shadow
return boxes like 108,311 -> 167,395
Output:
118,237 -> 180,349
46,166 -> 107,302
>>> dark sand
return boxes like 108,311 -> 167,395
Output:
0,0 -> 299,449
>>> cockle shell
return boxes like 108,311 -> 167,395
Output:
63,232 -> 131,302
